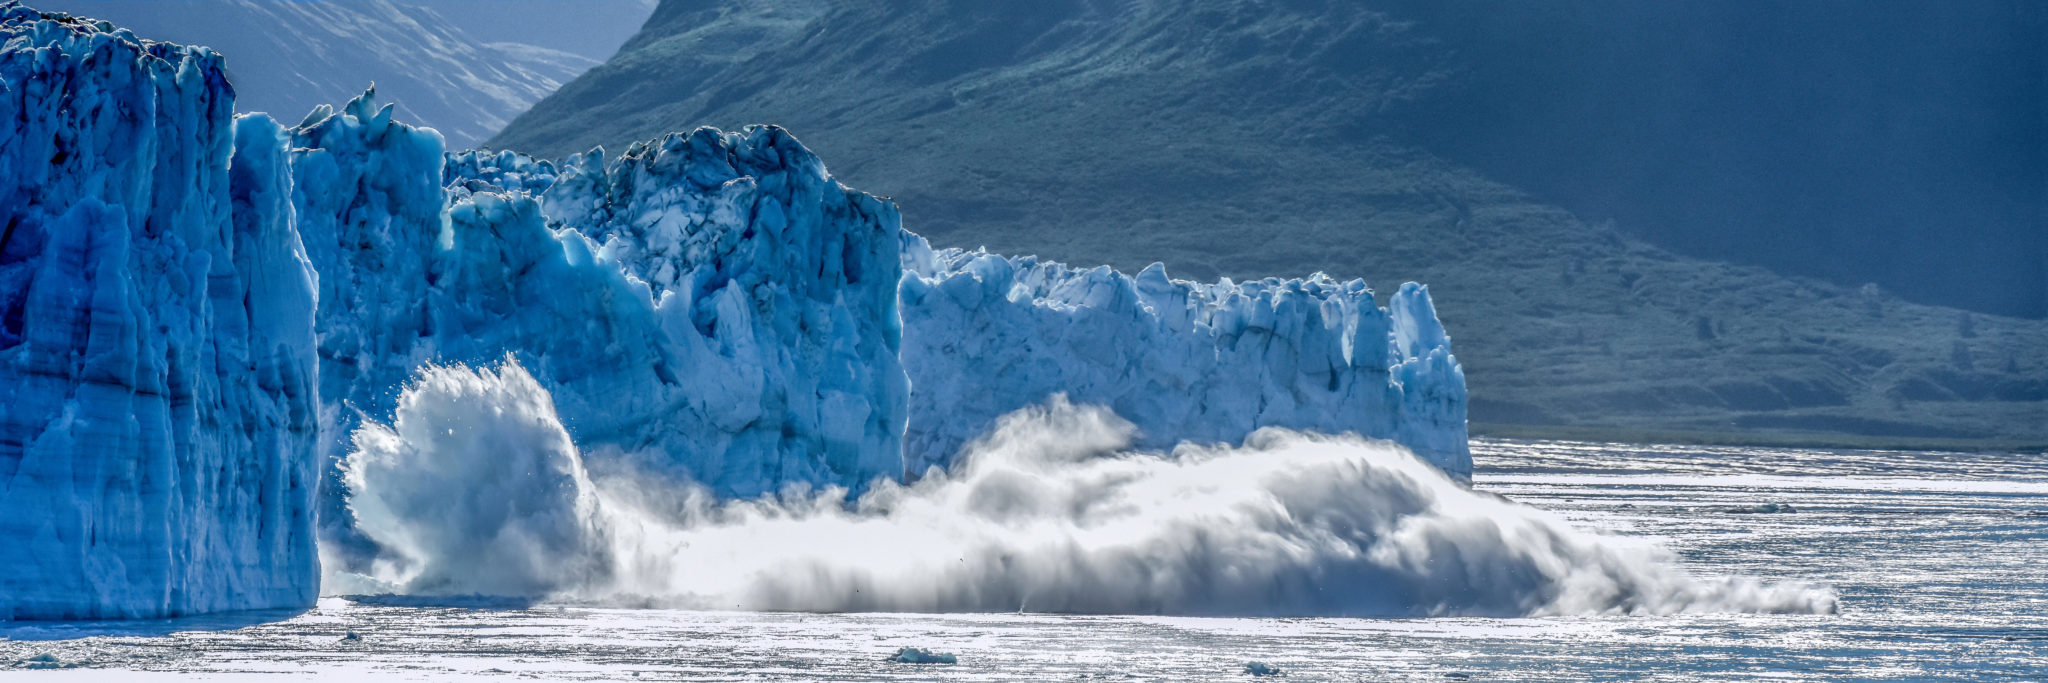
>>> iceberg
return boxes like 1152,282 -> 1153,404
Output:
888,647 -> 958,665
0,6 -> 320,619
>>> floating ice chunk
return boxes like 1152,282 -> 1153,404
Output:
1243,661 -> 1283,677
888,647 -> 958,665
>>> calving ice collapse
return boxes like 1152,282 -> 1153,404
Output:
0,1 -> 1839,624
299,97 -> 909,566
342,367 -> 1831,616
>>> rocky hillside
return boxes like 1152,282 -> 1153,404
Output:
492,0 -> 2046,447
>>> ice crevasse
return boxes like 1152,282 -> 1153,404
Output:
0,2 -> 1468,619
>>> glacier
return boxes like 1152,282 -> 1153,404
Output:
0,2 -> 1472,619
901,236 -> 1470,479
437,150 -> 1467,486
304,100 -> 909,565
0,6 -> 319,619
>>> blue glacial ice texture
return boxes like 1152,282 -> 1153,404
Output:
0,6 -> 320,620
1,0 -> 1471,612
311,103 -> 909,565
899,235 -> 1471,479
444,142 -> 1470,493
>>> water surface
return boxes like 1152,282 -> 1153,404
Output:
7,439 -> 2044,681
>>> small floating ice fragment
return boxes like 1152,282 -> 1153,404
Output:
888,647 -> 958,664
21,653 -> 65,670
1244,661 -> 1283,676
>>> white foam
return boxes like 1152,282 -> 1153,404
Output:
341,360 -> 609,597
340,360 -> 1837,617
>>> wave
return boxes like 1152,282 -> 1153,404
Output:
332,360 -> 1836,617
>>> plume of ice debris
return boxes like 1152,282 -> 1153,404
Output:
302,93 -> 908,570
342,361 -> 609,597
341,360 -> 1835,618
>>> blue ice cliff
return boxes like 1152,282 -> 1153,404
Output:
901,238 -> 1469,479
0,3 -> 1467,618
303,101 -> 909,563
0,7 -> 319,619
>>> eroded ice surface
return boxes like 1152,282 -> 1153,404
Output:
901,236 -> 1469,479
309,107 -> 908,567
2,1 -> 1479,620
0,6 -> 320,619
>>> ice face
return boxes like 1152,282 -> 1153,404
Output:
900,236 -> 1472,480
506,127 -> 909,498
1,1 -> 1472,619
311,107 -> 910,571
445,140 -> 1471,491
0,7 -> 320,619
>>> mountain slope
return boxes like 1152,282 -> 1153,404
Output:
492,0 -> 2047,446
35,0 -> 652,148
1378,0 -> 2046,319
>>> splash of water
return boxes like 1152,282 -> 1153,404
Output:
340,360 -> 610,597
334,360 -> 1836,617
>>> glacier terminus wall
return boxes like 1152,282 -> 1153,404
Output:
0,1 -> 1468,619
902,237 -> 1470,479
306,98 -> 910,566
0,6 -> 320,619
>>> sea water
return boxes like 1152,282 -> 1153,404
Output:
4,439 -> 2043,681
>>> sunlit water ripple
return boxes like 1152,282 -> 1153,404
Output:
6,438 -> 2045,681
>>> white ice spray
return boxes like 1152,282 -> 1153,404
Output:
341,360 -> 610,597
336,360 -> 1836,617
